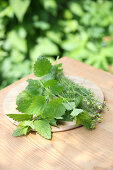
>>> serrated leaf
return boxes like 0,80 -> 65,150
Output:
71,109 -> 83,117
76,111 -> 92,129
13,126 -> 30,136
16,91 -> 46,115
7,114 -> 33,121
34,56 -> 52,77
34,120 -> 51,139
16,91 -> 32,113
43,98 -> 66,118
63,102 -> 75,110
26,79 -> 43,96
26,96 -> 46,115
9,0 -> 30,22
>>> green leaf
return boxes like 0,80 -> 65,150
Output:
63,102 -> 75,110
33,21 -> 50,30
44,79 -> 57,87
46,31 -> 62,44
13,126 -> 30,136
41,73 -> 55,82
43,98 -> 66,118
7,114 -> 33,121
7,30 -> 27,53
26,96 -> 46,115
16,91 -> 32,113
51,84 -> 63,95
69,2 -> 83,16
19,120 -> 34,129
26,79 -> 43,96
44,79 -> 63,95
34,120 -> 51,139
75,118 -> 80,127
16,91 -> 46,115
75,96 -> 83,107
41,63 -> 63,82
71,109 -> 83,117
34,56 -> 52,77
30,38 -> 59,61
9,0 -> 31,22
59,20 -> 78,33
41,0 -> 57,16
76,111 -> 93,129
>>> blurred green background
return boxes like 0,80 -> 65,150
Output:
0,0 -> 113,89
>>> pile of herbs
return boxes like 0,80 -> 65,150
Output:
7,56 -> 104,139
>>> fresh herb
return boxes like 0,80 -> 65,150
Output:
7,56 -> 105,139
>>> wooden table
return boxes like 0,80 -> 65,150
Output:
0,57 -> 113,170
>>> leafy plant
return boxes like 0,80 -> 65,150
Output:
7,56 -> 105,139
1,0 -> 113,89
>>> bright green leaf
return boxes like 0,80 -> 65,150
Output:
63,102 -> 75,110
26,79 -> 43,96
69,2 -> 83,16
13,126 -> 30,136
16,91 -> 32,113
19,120 -> 34,129
16,91 -> 46,115
9,0 -> 30,22
43,98 -> 66,118
26,96 -> 46,115
76,111 -> 93,129
43,79 -> 57,87
34,56 -> 52,77
34,119 -> 51,139
7,30 -> 27,53
71,109 -> 83,117
44,79 -> 63,95
7,114 -> 33,121
30,38 -> 59,61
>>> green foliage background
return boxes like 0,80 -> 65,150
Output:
0,0 -> 113,89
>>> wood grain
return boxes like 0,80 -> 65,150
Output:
0,57 -> 113,170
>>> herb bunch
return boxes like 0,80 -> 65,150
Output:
7,56 -> 104,139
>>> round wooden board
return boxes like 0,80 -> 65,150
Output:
3,75 -> 104,132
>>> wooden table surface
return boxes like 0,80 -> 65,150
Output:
0,57 -> 113,170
